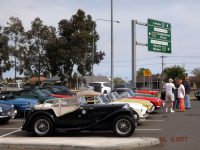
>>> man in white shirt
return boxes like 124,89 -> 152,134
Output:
178,79 -> 185,112
165,78 -> 175,113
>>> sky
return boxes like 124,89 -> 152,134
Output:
1,0 -> 200,80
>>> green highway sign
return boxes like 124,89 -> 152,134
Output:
147,19 -> 171,53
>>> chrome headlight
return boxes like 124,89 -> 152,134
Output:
0,107 -> 2,112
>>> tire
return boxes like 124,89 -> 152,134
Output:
32,116 -> 53,137
0,118 -> 10,124
103,90 -> 107,94
113,115 -> 135,137
13,108 -> 21,118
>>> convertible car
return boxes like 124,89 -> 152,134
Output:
135,86 -> 158,96
22,97 -> 136,137
112,88 -> 163,110
15,89 -> 54,103
40,88 -> 72,98
107,92 -> 155,113
0,103 -> 15,123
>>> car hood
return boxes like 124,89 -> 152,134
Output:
0,103 -> 14,111
0,98 -> 38,105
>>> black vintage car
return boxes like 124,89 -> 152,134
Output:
22,97 -> 136,137
194,89 -> 200,100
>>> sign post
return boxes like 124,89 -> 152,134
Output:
148,19 -> 171,53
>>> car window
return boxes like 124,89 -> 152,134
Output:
103,83 -> 110,87
89,83 -> 101,86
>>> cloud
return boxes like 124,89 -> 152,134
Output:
1,0 -> 200,78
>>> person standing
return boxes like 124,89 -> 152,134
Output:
178,79 -> 185,112
184,77 -> 191,109
165,78 -> 176,113
173,79 -> 179,109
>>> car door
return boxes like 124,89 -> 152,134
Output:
54,99 -> 94,128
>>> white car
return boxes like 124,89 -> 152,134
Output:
89,82 -> 111,94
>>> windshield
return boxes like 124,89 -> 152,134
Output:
112,92 -> 122,100
34,89 -> 50,97
127,90 -> 135,96
98,95 -> 111,103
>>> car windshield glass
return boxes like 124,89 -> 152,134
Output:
35,89 -> 50,97
77,96 -> 87,104
41,89 -> 52,94
51,87 -> 62,93
112,92 -> 122,100
127,90 -> 135,96
98,95 -> 110,103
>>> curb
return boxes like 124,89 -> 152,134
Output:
0,137 -> 160,150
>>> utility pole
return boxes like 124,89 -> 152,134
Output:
160,56 -> 166,87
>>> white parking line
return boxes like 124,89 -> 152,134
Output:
140,119 -> 163,122
136,129 -> 162,131
0,129 -> 21,137
11,119 -> 24,122
0,128 -> 20,130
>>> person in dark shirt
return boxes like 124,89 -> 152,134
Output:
183,77 -> 191,109
173,79 -> 180,109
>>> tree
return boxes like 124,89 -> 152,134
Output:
0,25 -> 11,79
24,17 -> 56,80
192,67 -> 200,88
4,17 -> 25,80
46,9 -> 105,81
162,65 -> 186,82
114,77 -> 125,84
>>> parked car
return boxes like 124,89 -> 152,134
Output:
44,86 -> 74,96
107,92 -> 155,113
194,89 -> 200,100
0,103 -> 15,123
15,89 -> 54,103
1,82 -> 24,92
135,86 -> 158,96
114,83 -> 136,90
76,90 -> 148,121
0,93 -> 37,118
39,88 -> 72,98
89,82 -> 111,94
112,88 -> 163,110
22,97 -> 136,137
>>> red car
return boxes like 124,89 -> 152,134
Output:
112,88 -> 163,110
40,88 -> 72,98
135,87 -> 158,96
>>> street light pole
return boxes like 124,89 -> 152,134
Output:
92,18 -> 119,83
0,52 -> 2,80
111,0 -> 113,90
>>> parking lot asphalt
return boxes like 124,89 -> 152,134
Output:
0,136 -> 159,150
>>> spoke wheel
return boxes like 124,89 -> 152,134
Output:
113,115 -> 135,137
33,116 -> 53,136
